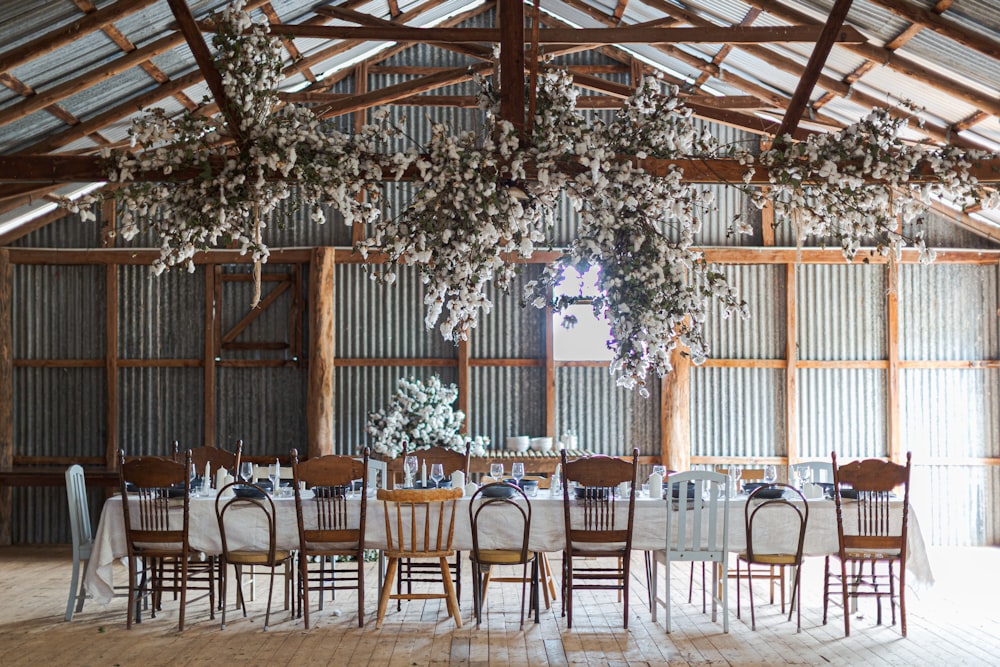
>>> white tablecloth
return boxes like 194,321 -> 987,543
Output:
85,493 -> 933,605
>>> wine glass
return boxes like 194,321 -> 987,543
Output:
490,462 -> 504,482
268,463 -> 280,496
763,465 -> 777,485
651,464 -> 667,480
430,463 -> 444,489
404,455 -> 418,488
511,462 -> 525,487
239,462 -> 254,483
800,466 -> 814,486
727,467 -> 742,496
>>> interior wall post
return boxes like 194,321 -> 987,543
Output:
887,259 -> 901,463
662,343 -> 691,472
0,249 -> 13,545
105,263 -> 119,466
203,263 -> 217,448
307,247 -> 336,457
785,263 -> 799,470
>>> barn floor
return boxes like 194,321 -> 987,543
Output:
1,545 -> 998,666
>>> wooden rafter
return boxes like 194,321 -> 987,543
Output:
262,3 -> 317,84
694,7 -> 762,88
884,0 -> 952,50
869,0 -> 1000,60
499,0 -> 526,131
777,0 -> 855,138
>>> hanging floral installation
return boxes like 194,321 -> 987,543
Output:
63,0 -> 999,394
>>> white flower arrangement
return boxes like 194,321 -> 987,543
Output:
366,376 -> 488,459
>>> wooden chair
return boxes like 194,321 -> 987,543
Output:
469,482 -> 538,626
561,449 -> 638,629
737,483 -> 808,632
398,444 -> 470,608
189,442 -> 242,482
376,487 -> 464,628
215,481 -> 294,630
118,450 -> 214,631
292,449 -> 369,628
824,452 -> 912,637
650,470 -> 729,633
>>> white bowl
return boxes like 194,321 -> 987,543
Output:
506,436 -> 530,452
530,437 -> 553,452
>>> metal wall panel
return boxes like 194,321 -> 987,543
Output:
471,264 -> 545,359
910,464 -> 1000,546
215,366 -> 307,457
334,366 -> 459,456
798,368 -> 887,460
797,263 -> 887,360
899,263 -> 999,361
119,264 -> 203,359
11,209 -> 103,248
691,367 -> 785,458
12,264 -> 104,360
13,367 -> 105,458
335,263 -> 459,359
901,369 -> 1000,460
218,264 -> 298,363
11,487 -> 71,545
468,366 -> 546,449
117,367 -> 203,456
555,366 -> 660,457
703,264 -> 785,359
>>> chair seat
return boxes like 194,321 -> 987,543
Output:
837,550 -> 902,561
474,549 -> 527,565
226,550 -> 292,565
738,552 -> 799,566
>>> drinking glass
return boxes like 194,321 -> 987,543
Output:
268,464 -> 280,495
404,455 -> 418,488
763,465 -> 777,485
430,463 -> 444,489
800,466 -> 814,485
511,462 -> 525,487
490,462 -> 504,482
239,462 -> 254,483
651,465 -> 667,479
727,467 -> 742,495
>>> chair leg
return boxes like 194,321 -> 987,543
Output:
898,559 -> 907,638
649,554 -> 658,623
439,557 -> 462,628
357,550 -> 366,627
65,557 -> 82,621
840,556 -> 850,636
822,555 -> 830,626
178,557 -> 188,632
622,552 -> 630,629
735,559 -> 742,619
264,564 -> 277,631
747,563 -> 756,631
376,557 -> 398,629
220,563 -> 229,630
664,554 -> 672,633
564,552 -> 573,629
300,553 -> 312,629
126,556 -> 137,629
472,562 -> 482,626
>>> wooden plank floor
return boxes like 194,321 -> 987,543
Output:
1,545 -> 998,666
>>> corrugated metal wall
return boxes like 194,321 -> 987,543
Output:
691,367 -> 786,458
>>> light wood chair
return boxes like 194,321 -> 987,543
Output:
737,483 -> 808,632
824,452 -> 912,637
376,487 -> 464,628
292,449 -> 369,628
561,449 -> 638,629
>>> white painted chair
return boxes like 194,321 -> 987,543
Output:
64,464 -> 93,621
791,461 -> 834,484
650,470 -> 730,633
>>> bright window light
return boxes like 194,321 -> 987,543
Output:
553,265 -> 614,361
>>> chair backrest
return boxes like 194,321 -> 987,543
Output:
292,449 -> 369,552
377,487 -> 463,556
402,444 -> 471,477
791,461 -> 834,484
832,452 -> 911,555
469,483 -> 531,565
744,483 -> 808,563
215,482 -> 280,564
561,450 -> 638,550
665,471 -> 729,562
65,464 -> 93,559
356,456 -> 388,489
118,450 -> 190,554
717,467 -> 765,482
189,442 -> 242,477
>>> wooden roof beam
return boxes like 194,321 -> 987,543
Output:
694,7 -> 762,88
777,0 -> 854,138
869,0 -> 1000,61
0,0 -> 159,74
266,24 -> 867,45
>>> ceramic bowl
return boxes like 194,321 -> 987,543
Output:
506,436 -> 530,452
530,437 -> 553,452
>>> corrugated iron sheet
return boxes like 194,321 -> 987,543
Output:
468,366 -> 547,448
798,368 -> 887,459
117,367 -> 203,456
12,264 -> 104,360
910,464 -> 999,546
471,264 -> 546,359
118,264 -> 203,359
215,366 -> 307,457
691,366 -> 786,458
704,263 -> 785,359
902,369 -> 999,460
13,367 -> 105,458
797,263 -> 887,360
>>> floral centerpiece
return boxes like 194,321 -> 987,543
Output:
366,376 -> 489,459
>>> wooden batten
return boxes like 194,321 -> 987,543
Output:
0,249 -> 12,545
307,248 -> 337,458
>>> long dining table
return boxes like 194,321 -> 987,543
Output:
85,489 -> 933,607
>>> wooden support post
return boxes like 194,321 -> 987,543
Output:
307,248 -> 336,458
662,344 -> 691,472
105,264 -> 118,467
351,61 -> 368,248
458,339 -> 470,434
0,249 -> 13,545
545,300 -> 556,438
887,260 -> 901,463
498,0 -> 525,132
203,264 -> 216,448
760,186 -> 775,247
785,263 -> 799,469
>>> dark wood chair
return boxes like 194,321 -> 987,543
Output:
737,483 -> 809,632
376,487 -> 464,628
561,449 -> 638,629
118,450 -> 214,631
215,481 -> 294,630
398,444 -> 470,608
189,441 -> 242,482
824,452 -> 912,637
292,448 -> 369,628
469,482 -> 539,626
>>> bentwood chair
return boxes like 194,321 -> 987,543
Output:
292,449 -> 369,628
824,452 -> 912,637
64,465 -> 93,621
119,450 -> 214,631
469,482 -> 539,626
215,482 -> 294,630
650,470 -> 729,633
737,483 -> 808,632
561,449 -> 638,629
377,486 -> 464,628
397,444 -> 470,608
